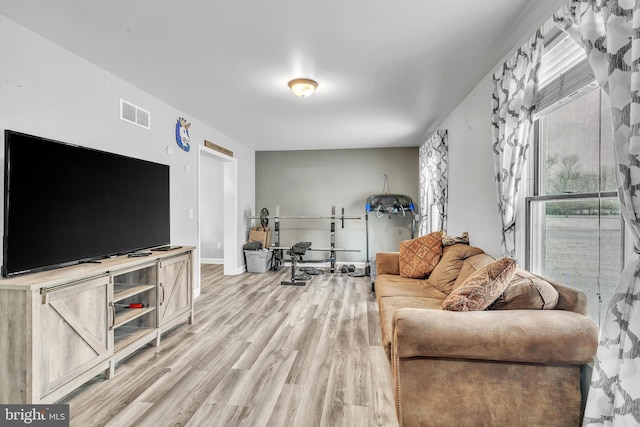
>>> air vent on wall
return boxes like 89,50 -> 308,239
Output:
120,99 -> 150,129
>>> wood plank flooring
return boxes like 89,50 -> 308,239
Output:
63,265 -> 398,427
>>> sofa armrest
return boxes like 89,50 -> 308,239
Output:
393,308 -> 598,364
376,252 -> 400,276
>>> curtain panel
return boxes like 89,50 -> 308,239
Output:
491,30 -> 544,257
418,130 -> 448,236
555,1 -> 640,425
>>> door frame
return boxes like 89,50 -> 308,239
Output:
196,144 -> 238,296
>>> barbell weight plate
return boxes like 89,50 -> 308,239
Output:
260,207 -> 269,228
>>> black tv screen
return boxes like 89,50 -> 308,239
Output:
2,130 -> 170,277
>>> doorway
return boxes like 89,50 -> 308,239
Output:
197,145 -> 238,296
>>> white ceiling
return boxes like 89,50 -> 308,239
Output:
0,0 -> 562,151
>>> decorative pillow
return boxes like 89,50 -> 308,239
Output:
428,244 -> 485,294
442,257 -> 517,311
398,232 -> 443,279
489,268 -> 559,310
442,231 -> 469,247
451,254 -> 496,291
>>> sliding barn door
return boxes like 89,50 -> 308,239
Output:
39,275 -> 112,397
158,253 -> 192,326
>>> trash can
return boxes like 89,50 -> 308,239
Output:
245,249 -> 273,273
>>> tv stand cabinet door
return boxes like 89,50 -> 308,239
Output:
39,274 -> 113,398
158,253 -> 192,326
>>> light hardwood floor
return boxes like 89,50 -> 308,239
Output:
63,264 -> 398,427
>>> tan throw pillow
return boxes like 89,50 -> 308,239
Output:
398,232 -> 443,279
428,244 -> 485,294
452,254 -> 496,291
442,257 -> 517,311
490,269 -> 559,310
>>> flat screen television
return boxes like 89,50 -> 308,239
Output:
2,130 -> 170,277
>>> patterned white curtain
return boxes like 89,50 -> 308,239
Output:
491,30 -> 544,257
418,130 -> 448,236
556,2 -> 640,425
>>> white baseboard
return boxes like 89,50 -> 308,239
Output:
200,259 -> 246,275
200,258 -> 224,265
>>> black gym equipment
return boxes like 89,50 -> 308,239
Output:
281,242 -> 333,286
365,194 -> 418,291
300,267 -> 324,275
339,264 -> 364,277
249,205 -> 360,272
260,207 -> 270,228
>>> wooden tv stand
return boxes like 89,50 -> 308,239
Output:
0,246 -> 194,404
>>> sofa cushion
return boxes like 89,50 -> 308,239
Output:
375,274 -> 449,301
442,257 -> 517,311
428,244 -> 485,294
399,231 -> 443,279
452,253 -> 496,291
491,268 -> 559,310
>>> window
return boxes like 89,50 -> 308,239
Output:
526,33 -> 623,325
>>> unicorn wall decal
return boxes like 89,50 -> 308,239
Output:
175,117 -> 191,152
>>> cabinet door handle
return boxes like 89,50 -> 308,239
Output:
159,283 -> 165,305
109,302 -> 115,330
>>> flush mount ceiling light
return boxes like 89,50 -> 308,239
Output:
288,78 -> 318,97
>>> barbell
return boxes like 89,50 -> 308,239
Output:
250,207 -> 361,229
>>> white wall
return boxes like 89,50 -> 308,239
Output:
0,15 -> 255,289
436,77 -> 503,257
435,4 -> 563,259
200,154 -> 224,262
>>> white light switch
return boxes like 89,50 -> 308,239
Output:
189,209 -> 194,219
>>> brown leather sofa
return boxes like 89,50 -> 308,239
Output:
375,243 -> 599,427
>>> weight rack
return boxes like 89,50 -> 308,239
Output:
248,205 -> 361,272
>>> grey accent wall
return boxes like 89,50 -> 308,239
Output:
255,148 -> 419,264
